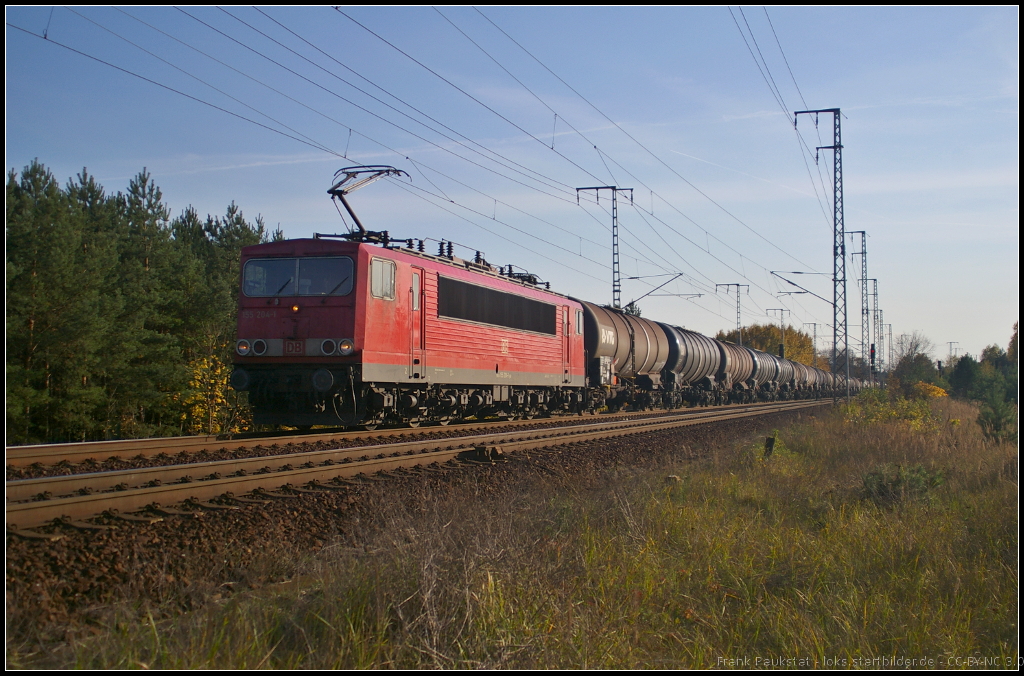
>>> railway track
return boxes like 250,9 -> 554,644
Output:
7,400 -> 828,536
6,407 -> 719,470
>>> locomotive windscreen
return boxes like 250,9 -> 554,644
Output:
438,277 -> 556,335
243,257 -> 354,297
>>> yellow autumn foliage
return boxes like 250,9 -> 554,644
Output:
912,381 -> 948,399
181,349 -> 250,435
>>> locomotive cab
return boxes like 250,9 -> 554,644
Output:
232,239 -> 363,426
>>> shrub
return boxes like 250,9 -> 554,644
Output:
912,382 -> 947,399
862,463 -> 944,506
977,396 -> 1017,443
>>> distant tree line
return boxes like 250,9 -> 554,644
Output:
889,325 -> 1018,441
6,160 -> 281,445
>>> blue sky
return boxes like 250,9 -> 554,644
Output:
6,6 -> 1018,362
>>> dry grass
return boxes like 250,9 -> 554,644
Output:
9,398 -> 1018,668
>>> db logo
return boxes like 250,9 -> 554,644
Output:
285,340 -> 304,355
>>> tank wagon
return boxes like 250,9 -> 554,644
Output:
231,237 -> 862,428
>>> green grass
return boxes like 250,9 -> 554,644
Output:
10,397 -> 1018,668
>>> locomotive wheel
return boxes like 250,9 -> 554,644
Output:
407,420 -> 421,428
361,424 -> 378,431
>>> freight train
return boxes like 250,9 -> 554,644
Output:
230,236 -> 862,429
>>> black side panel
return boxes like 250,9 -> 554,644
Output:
438,277 -> 556,335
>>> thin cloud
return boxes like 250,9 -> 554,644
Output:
668,148 -> 813,197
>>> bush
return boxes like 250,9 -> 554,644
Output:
911,382 -> 947,399
862,463 -> 944,506
977,396 -> 1017,443
843,389 -> 938,431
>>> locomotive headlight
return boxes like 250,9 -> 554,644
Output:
252,339 -> 268,356
312,368 -> 334,392
236,339 -> 251,356
230,368 -> 250,391
291,304 -> 300,313
321,339 -> 337,356
338,338 -> 355,356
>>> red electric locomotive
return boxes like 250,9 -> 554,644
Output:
230,237 -> 589,428
230,166 -> 863,429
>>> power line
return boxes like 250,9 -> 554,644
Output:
5,22 -> 341,157
214,7 -> 690,281
177,7 -> 676,279
66,7 -> 341,158
252,7 -> 583,198
333,7 -> 608,187
731,7 -> 788,112
473,7 -> 821,272
438,7 -> 832,327
763,7 -> 807,109
13,12 -> 642,286
177,7 -> 580,205
728,7 -> 833,230
19,9 -> 828,333
271,7 -> 827,327
446,10 -> 833,330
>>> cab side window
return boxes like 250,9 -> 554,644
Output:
370,258 -> 396,300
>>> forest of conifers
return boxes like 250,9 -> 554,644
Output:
7,161 -> 278,445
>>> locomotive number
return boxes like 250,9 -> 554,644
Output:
496,371 -> 512,379
500,338 -> 509,354
284,340 -> 304,355
240,310 -> 277,319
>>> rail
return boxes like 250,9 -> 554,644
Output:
7,400 -> 828,533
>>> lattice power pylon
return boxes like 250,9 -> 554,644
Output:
577,186 -> 632,309
850,231 -> 869,382
795,108 -> 849,399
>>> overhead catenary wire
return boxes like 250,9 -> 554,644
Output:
727,6 -> 833,230
214,5 -> 827,325
5,22 -> 343,157
66,7 -> 342,158
178,7 -> 582,205
472,7 -> 823,273
19,8 -> 833,333
762,7 -> 807,109
333,7 -> 609,188
392,178 -> 741,326
165,6 -> 674,278
243,7 -> 770,313
251,7 -> 586,198
432,8 -> 835,329
435,10 -> 794,328
345,4 -> 815,304
8,13 -> 641,285
450,7 -> 833,329
206,6 -> 703,284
